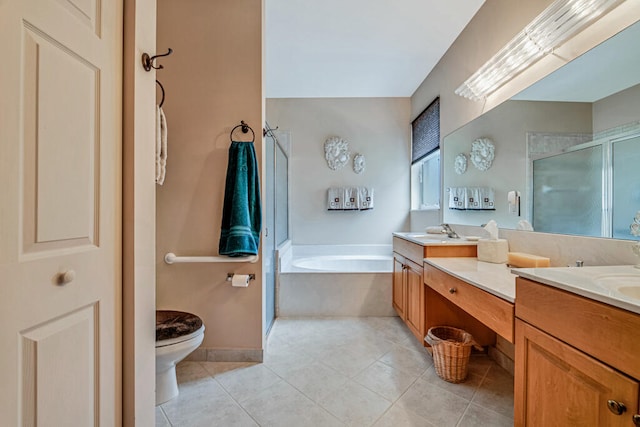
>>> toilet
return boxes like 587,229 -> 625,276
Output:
156,310 -> 205,405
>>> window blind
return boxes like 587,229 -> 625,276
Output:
411,97 -> 440,164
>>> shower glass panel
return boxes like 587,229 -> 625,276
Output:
275,142 -> 289,245
533,145 -> 603,237
612,135 -> 640,240
264,127 -> 290,336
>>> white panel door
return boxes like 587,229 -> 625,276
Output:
0,0 -> 123,425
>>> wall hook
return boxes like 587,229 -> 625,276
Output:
142,48 -> 173,72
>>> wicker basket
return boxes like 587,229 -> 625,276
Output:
424,326 -> 481,383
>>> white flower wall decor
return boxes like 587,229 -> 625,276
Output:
324,136 -> 350,171
353,154 -> 366,174
454,153 -> 467,175
630,211 -> 640,268
470,137 -> 495,171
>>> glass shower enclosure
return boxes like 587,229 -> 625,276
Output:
532,131 -> 640,239
264,126 -> 289,335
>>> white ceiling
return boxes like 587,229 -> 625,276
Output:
265,0 -> 485,98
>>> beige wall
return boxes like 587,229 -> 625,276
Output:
266,98 -> 411,245
156,0 -> 264,352
593,83 -> 640,133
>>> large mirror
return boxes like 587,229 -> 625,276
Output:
442,19 -> 640,240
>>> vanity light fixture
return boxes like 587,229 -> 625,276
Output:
454,0 -> 625,101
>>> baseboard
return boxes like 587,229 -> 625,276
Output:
184,347 -> 263,363
488,345 -> 514,375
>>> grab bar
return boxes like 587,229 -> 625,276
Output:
164,252 -> 259,264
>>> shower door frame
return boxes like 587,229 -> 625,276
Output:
264,128 -> 290,336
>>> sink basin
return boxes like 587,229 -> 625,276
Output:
617,286 -> 640,300
402,233 -> 449,242
594,274 -> 640,300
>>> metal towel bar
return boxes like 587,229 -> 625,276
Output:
164,252 -> 259,264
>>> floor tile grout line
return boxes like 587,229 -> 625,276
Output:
172,318 -> 513,426
455,400 -> 474,427
158,405 -> 174,427
201,361 -> 269,427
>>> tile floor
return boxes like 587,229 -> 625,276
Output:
156,317 -> 514,427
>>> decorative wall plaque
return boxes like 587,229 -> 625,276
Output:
470,137 -> 495,171
454,153 -> 467,175
353,154 -> 366,174
324,136 -> 350,171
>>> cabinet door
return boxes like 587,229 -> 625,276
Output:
405,260 -> 424,341
515,319 -> 639,427
392,256 -> 406,319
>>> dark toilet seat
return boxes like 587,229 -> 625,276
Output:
156,310 -> 204,347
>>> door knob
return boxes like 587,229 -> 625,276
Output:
606,399 -> 626,415
57,269 -> 76,286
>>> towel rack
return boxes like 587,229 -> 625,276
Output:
164,252 -> 259,264
230,120 -> 255,143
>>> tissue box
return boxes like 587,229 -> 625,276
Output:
477,239 -> 509,264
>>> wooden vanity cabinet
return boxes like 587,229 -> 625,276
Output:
392,236 -> 476,342
515,277 -> 640,426
393,253 -> 423,340
392,257 -> 406,319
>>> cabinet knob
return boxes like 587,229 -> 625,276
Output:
57,269 -> 76,286
449,287 -> 457,294
606,400 -> 626,415
632,414 -> 640,426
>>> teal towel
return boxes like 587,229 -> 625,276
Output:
219,141 -> 262,256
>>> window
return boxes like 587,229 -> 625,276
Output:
411,97 -> 440,210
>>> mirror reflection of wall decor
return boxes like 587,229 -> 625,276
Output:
324,136 -> 350,171
454,153 -> 467,175
353,154 -> 366,174
470,138 -> 495,171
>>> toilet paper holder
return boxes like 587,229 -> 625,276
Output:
226,273 -> 256,282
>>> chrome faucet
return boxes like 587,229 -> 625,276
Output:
441,223 -> 459,239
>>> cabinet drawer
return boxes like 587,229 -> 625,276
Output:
393,237 -> 424,263
516,277 -> 640,380
425,265 -> 514,342
393,236 -> 477,263
425,245 -> 477,258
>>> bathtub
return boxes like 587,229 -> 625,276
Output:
277,244 -> 396,317
291,255 -> 392,272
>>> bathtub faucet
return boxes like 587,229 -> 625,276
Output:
441,223 -> 459,239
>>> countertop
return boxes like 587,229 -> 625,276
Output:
397,231 -> 640,314
393,231 -> 480,247
423,259 -> 640,313
424,257 -> 516,303
514,265 -> 640,315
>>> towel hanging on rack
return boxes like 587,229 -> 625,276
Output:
155,104 -> 168,185
219,122 -> 261,256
